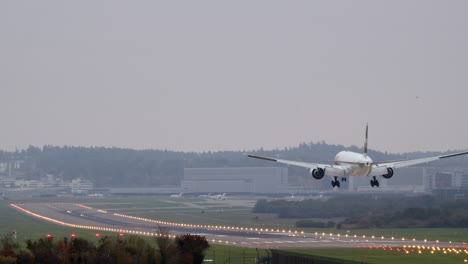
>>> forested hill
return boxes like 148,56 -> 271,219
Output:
1,143 -> 467,187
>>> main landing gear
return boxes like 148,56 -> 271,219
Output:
331,177 -> 347,188
331,176 -> 340,188
370,176 -> 379,187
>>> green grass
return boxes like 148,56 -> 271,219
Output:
280,248 -> 468,264
341,228 -> 467,243
299,227 -> 468,243
118,206 -> 301,230
206,244 -> 270,264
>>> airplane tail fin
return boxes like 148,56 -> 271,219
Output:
363,123 -> 368,155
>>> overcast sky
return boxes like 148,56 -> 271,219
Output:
1,1 -> 467,154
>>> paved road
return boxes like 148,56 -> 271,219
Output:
11,203 -> 467,251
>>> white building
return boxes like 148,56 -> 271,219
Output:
70,178 -> 94,194
0,163 -> 7,174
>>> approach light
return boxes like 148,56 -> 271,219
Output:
95,233 -> 100,237
70,234 -> 76,238
46,234 -> 52,238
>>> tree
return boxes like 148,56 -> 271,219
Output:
0,233 -> 20,258
174,234 -> 210,264
155,225 -> 172,264
24,237 -> 62,264
95,235 -> 157,264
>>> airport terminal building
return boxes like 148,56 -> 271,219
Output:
181,167 -> 288,193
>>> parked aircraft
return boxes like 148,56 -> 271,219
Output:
208,193 -> 227,200
248,125 -> 468,188
170,193 -> 183,198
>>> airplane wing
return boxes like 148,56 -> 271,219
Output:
247,154 -> 327,169
376,151 -> 468,169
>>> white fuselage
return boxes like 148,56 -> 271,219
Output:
334,151 -> 373,176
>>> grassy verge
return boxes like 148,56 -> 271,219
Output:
298,227 -> 468,243
280,248 -> 467,264
206,244 -> 270,264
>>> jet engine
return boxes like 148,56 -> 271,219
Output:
382,167 -> 394,179
311,168 -> 325,180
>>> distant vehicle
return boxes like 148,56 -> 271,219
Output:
208,193 -> 227,200
248,124 -> 468,188
170,193 -> 183,198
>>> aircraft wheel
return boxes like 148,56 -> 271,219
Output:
370,180 -> 375,187
331,181 -> 336,188
375,180 -> 379,187
336,181 -> 340,188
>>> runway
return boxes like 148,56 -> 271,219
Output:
11,203 -> 467,251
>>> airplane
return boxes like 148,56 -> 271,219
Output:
170,193 -> 183,198
248,125 -> 468,188
198,193 -> 212,198
208,193 -> 227,200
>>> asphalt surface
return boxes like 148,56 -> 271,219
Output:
12,203 -> 467,250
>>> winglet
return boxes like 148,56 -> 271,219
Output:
363,123 -> 368,155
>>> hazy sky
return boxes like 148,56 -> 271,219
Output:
1,1 -> 467,154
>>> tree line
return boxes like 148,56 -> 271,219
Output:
337,199 -> 468,229
252,195 -> 441,218
0,233 -> 209,264
253,195 -> 468,229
